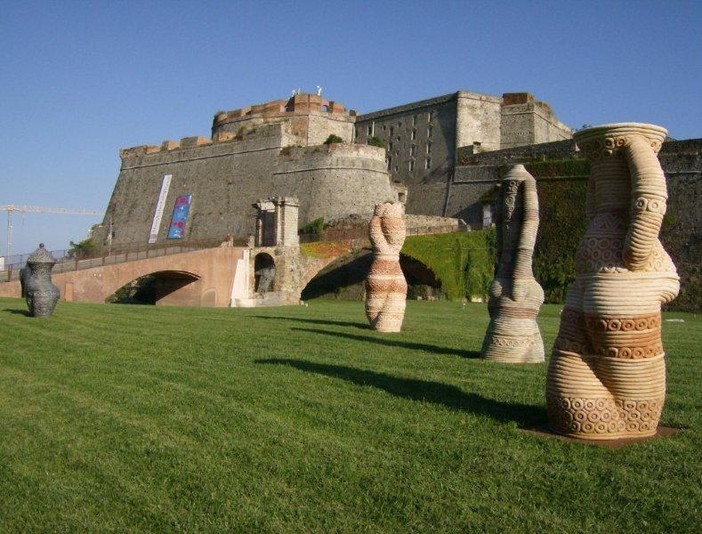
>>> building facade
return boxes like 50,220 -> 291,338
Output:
95,90 -> 571,249
353,91 -> 572,217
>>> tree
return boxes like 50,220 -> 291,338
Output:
67,237 -> 98,259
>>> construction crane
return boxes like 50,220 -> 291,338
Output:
0,204 -> 105,259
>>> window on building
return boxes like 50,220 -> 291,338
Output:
427,141 -> 432,154
427,125 -> 433,137
409,160 -> 415,171
411,129 -> 417,140
390,126 -> 394,136
410,145 -> 417,156
367,124 -> 373,136
413,115 -> 418,125
426,157 -> 432,169
388,156 -> 392,169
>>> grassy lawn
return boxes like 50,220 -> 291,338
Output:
0,297 -> 700,531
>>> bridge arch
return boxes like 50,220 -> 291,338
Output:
254,253 -> 276,293
107,269 -> 202,305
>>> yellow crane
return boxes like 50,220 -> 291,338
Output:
0,204 -> 104,259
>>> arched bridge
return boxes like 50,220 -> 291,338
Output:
0,223 -> 463,307
0,247 -> 248,307
0,244 -> 343,307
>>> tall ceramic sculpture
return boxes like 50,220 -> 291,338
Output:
547,123 -> 679,439
24,244 -> 60,317
365,202 -> 407,332
481,165 -> 544,363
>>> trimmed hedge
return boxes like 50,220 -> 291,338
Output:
402,230 -> 495,301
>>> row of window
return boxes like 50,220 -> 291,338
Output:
388,157 -> 431,172
361,110 -> 437,139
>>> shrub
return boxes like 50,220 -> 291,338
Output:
299,217 -> 325,237
323,134 -> 344,145
368,136 -> 386,148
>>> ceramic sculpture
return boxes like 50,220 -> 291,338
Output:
365,202 -> 408,332
24,244 -> 60,317
546,123 -> 679,439
481,165 -> 544,362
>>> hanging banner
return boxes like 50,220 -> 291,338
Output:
167,194 -> 192,239
148,174 -> 172,243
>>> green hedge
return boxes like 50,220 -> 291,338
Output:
525,160 -> 589,303
402,230 -> 495,301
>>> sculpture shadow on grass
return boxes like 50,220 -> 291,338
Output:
4,308 -> 31,316
252,315 -> 370,330
291,327 -> 478,358
257,358 -> 545,427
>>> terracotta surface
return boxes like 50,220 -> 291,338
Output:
365,202 -> 408,332
546,123 -> 679,440
481,165 -> 544,362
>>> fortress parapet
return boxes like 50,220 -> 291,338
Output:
212,93 -> 356,146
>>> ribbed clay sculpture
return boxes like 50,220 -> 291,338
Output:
24,243 -> 60,317
547,123 -> 679,439
365,202 -> 408,332
481,165 -> 544,362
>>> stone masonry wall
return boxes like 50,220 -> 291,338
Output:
274,143 -> 398,223
354,94 -> 460,217
455,91 -> 502,152
98,127 -> 397,249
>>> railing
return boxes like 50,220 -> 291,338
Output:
298,223 -> 466,244
0,237 -> 230,282
1,224 -> 468,282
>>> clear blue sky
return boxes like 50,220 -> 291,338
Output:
1,0 -> 700,257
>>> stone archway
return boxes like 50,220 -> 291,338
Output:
107,270 -> 201,305
254,253 -> 276,294
399,254 -> 442,300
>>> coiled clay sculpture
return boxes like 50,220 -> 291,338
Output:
481,165 -> 544,363
24,244 -> 60,317
546,123 -> 679,439
365,202 -> 408,332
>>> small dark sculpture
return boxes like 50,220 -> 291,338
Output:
24,244 -> 60,317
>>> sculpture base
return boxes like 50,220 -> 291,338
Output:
520,424 -> 679,449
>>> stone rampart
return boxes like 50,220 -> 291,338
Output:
97,123 -> 398,250
273,143 -> 398,223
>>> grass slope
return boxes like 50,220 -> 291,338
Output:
0,298 -> 700,531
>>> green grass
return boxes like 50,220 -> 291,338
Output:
0,298 -> 700,531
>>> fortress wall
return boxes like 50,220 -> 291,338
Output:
102,133 -> 285,247
272,144 -> 399,223
354,93 -> 460,216
445,166 -> 501,225
531,102 -> 573,144
307,113 -> 355,145
500,99 -> 573,149
455,92 -> 502,152
101,133 -> 402,249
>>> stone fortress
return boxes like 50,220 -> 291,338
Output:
93,90 -> 572,249
92,90 -> 699,310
